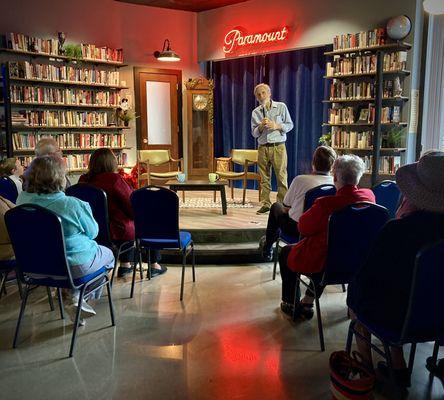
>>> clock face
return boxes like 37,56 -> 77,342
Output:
193,94 -> 208,111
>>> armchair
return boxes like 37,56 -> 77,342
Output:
214,149 -> 261,204
137,150 -> 184,188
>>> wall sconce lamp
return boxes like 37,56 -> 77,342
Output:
154,39 -> 181,62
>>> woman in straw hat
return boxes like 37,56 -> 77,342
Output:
347,151 -> 444,388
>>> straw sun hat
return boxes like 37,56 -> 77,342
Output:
395,151 -> 444,213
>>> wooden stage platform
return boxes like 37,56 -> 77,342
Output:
164,188 -> 277,264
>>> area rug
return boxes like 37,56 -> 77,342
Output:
179,197 -> 254,208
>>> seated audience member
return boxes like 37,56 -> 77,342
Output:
17,155 -> 114,323
79,148 -> 166,277
35,137 -> 71,188
279,155 -> 375,319
261,146 -> 336,261
0,195 -> 15,261
347,151 -> 444,387
0,157 -> 23,195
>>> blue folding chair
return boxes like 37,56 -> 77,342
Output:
5,204 -> 115,357
66,183 -> 135,285
297,202 -> 389,351
0,176 -> 19,203
372,180 -> 401,219
130,186 -> 195,300
272,184 -> 336,280
346,239 -> 444,386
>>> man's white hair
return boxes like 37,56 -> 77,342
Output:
254,83 -> 271,96
35,137 -> 62,157
333,155 -> 366,186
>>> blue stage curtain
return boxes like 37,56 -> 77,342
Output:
212,46 -> 328,189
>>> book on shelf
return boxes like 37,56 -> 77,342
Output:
332,130 -> 373,149
333,28 -> 386,51
328,105 -> 401,124
10,84 -> 120,107
362,155 -> 401,175
11,109 -> 110,127
80,43 -> 123,63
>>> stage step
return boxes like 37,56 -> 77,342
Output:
160,241 -> 268,264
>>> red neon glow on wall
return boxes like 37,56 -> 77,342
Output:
223,26 -> 289,55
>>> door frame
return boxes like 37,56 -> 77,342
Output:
134,67 -> 183,157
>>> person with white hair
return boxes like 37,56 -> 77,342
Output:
278,155 -> 375,320
251,83 -> 294,214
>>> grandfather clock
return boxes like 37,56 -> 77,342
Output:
185,78 -> 214,179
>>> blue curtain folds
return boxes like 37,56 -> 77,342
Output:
212,46 -> 328,188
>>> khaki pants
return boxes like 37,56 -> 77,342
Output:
258,144 -> 288,207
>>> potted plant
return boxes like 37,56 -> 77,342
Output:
385,126 -> 406,148
118,110 -> 137,127
63,44 -> 83,60
318,132 -> 332,146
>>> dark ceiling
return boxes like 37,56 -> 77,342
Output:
115,0 -> 249,12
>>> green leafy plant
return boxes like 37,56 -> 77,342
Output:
118,110 -> 139,126
318,133 -> 332,146
63,44 -> 83,60
385,126 -> 406,148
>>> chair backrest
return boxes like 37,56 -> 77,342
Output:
5,204 -> 74,285
65,183 -> 112,248
138,150 -> 171,166
232,149 -> 258,165
372,180 -> 401,219
323,202 -> 389,285
400,239 -> 444,344
0,176 -> 18,203
130,186 -> 180,243
303,184 -> 336,212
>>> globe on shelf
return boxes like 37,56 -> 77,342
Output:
386,15 -> 412,40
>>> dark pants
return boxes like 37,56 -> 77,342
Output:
113,240 -> 161,264
264,202 -> 299,251
279,245 -> 325,304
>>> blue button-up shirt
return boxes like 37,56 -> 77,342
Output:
251,100 -> 294,145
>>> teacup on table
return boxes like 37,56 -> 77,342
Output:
208,173 -> 219,183
177,173 -> 186,183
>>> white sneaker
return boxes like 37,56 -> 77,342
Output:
72,296 -> 96,316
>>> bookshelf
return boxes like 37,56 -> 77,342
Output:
323,29 -> 410,186
0,32 -> 130,174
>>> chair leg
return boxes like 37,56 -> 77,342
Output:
105,277 -> 115,326
213,191 -> 216,202
314,295 -> 325,352
191,244 -> 196,283
231,183 -> 234,200
0,273 -> 6,299
13,284 -> 30,348
47,287 -> 55,311
341,284 -> 346,293
272,238 -> 280,280
146,249 -> 151,280
130,244 -> 140,298
346,319 -> 356,354
242,178 -> 247,205
57,288 -> 65,319
16,277 -> 23,299
182,190 -> 185,203
69,286 -> 86,357
430,341 -> 440,369
180,251 -> 186,301
407,343 -> 417,375
110,248 -> 119,287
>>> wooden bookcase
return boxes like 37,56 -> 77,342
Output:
0,36 -> 130,174
323,35 -> 411,187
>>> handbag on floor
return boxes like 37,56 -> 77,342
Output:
329,351 -> 375,400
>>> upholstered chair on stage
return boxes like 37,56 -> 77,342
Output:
137,150 -> 184,188
214,149 -> 261,204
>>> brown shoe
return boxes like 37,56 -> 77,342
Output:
256,205 -> 270,214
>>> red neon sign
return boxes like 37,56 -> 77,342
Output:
223,26 -> 289,55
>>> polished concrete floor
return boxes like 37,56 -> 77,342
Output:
0,264 -> 443,399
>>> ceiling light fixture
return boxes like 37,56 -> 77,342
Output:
154,39 -> 181,62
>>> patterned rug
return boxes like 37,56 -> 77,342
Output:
179,197 -> 254,208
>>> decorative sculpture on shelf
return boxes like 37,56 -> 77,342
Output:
58,32 -> 66,55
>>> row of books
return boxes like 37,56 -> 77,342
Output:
5,32 -> 124,62
11,110 -> 109,127
9,61 -> 121,86
331,130 -> 373,149
10,85 -> 120,106
326,52 -> 407,76
329,79 -> 401,100
12,133 -> 126,150
6,33 -> 59,55
81,44 -> 123,63
329,105 -> 401,124
333,28 -> 386,51
362,155 -> 401,175
18,152 -> 128,169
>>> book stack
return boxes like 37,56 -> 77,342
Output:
383,52 -> 407,71
329,107 -> 355,124
330,81 -> 375,99
362,155 -> 401,174
332,130 -> 373,149
11,111 -> 27,125
7,33 -> 59,55
81,44 -> 123,62
327,54 -> 377,76
333,28 -> 386,51
18,110 -> 109,127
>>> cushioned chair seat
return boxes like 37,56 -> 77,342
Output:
140,231 -> 192,250
217,171 -> 245,178
280,232 -> 299,244
28,266 -> 108,288
139,171 -> 180,180
0,259 -> 17,270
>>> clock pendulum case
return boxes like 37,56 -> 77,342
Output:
185,78 -> 214,179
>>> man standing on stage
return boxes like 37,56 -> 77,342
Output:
251,83 -> 294,214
